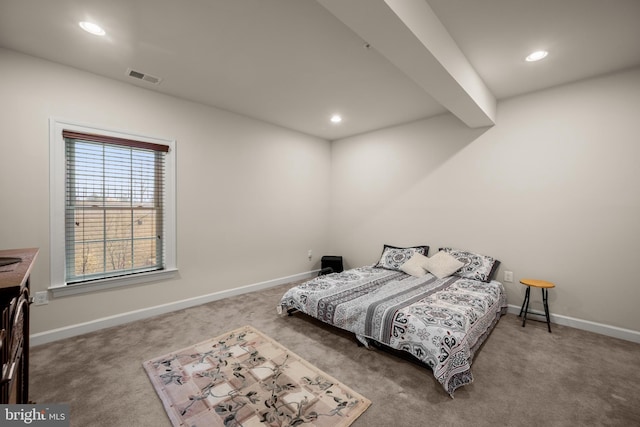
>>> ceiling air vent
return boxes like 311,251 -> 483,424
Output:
126,68 -> 162,85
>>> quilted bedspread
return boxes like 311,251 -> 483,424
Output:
278,266 -> 507,396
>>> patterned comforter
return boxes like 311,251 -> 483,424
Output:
278,266 -> 507,396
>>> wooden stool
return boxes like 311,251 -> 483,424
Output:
518,278 -> 555,332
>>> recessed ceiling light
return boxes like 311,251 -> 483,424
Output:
525,50 -> 548,62
79,21 -> 106,36
330,114 -> 342,124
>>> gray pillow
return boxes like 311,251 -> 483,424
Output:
375,244 -> 429,271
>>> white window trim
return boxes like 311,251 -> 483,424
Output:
49,118 -> 177,297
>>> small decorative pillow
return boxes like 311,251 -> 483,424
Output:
375,244 -> 429,271
440,247 -> 500,282
423,251 -> 465,279
400,253 -> 429,277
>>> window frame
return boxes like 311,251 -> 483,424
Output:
49,118 -> 177,297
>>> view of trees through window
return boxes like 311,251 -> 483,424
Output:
65,140 -> 163,282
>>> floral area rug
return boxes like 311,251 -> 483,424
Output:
143,325 -> 371,427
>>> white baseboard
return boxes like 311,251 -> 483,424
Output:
30,270 -> 318,347
506,304 -> 640,344
30,276 -> 639,347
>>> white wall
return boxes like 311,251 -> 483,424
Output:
2,46 -> 638,339
0,48 -> 331,334
330,67 -> 640,333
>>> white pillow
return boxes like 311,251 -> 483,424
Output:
400,253 -> 429,277
424,251 -> 465,279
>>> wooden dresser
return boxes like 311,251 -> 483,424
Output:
0,248 -> 38,404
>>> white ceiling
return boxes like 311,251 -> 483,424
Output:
1,0 -> 639,140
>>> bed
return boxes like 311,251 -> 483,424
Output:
277,245 -> 508,396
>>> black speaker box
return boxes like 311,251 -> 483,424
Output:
321,255 -> 343,273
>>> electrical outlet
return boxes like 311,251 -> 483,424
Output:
34,291 -> 49,305
504,271 -> 514,283
307,249 -> 313,260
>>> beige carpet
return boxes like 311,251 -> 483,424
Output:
29,282 -> 640,426
143,325 -> 370,427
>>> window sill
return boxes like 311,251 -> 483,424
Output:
49,268 -> 178,298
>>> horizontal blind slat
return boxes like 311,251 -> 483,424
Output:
64,135 -> 166,283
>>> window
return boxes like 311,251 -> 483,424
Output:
50,119 -> 176,296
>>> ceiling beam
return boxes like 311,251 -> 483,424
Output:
317,0 -> 496,127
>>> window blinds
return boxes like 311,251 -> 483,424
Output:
62,130 -> 168,284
